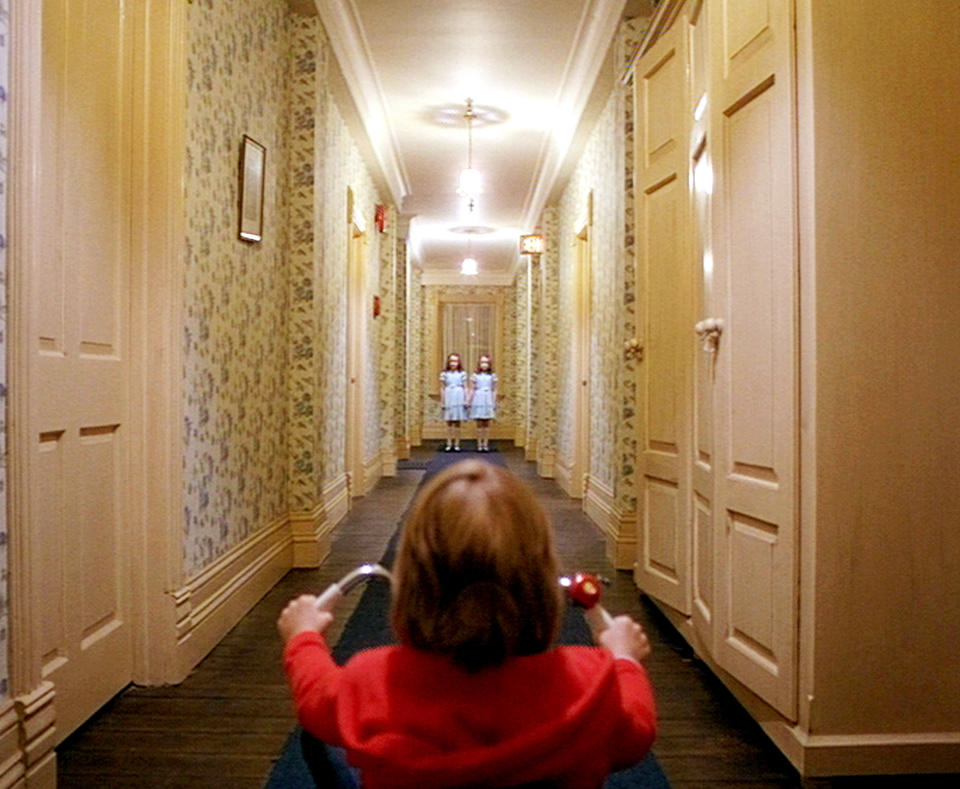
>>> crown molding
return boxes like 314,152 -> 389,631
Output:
421,270 -> 516,288
316,0 -> 411,205
521,0 -> 627,230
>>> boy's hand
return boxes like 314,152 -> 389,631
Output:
598,615 -> 652,663
277,595 -> 333,642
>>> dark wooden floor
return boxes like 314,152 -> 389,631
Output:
57,444 -> 958,788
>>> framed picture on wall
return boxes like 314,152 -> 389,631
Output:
239,135 -> 266,242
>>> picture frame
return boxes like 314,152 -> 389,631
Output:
239,135 -> 266,242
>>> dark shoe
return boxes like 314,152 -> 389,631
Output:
444,445 -> 452,452
454,445 -> 461,452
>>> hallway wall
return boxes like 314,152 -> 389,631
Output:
555,87 -> 630,503
0,0 -> 8,702
317,90 -> 383,481
183,0 -> 293,577
182,1 -> 390,579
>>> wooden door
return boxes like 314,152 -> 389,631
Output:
633,17 -> 692,614
688,0 -> 716,651
710,0 -> 798,718
32,0 -> 134,740
346,217 -> 367,498
570,222 -> 592,499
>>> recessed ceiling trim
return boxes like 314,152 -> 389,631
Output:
521,0 -> 628,231
421,270 -> 516,287
317,0 -> 411,205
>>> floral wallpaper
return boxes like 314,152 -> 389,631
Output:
183,0 -> 292,578
394,236 -> 409,450
407,264 -> 424,443
0,0 -> 8,700
616,15 -> 649,513
377,205 -> 399,464
287,15 -> 322,513
537,207 -> 560,465
514,260 -> 529,441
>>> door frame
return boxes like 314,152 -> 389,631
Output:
569,194 -> 593,499
345,191 -> 368,498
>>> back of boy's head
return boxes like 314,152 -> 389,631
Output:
392,460 -> 561,672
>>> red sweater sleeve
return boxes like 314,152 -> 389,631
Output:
610,657 -> 659,768
283,631 -> 345,744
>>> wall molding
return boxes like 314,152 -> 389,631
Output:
522,0 -> 629,228
4,682 -> 57,788
584,475 -> 636,569
524,435 -> 539,462
323,472 -> 350,527
0,700 -> 25,788
289,504 -> 332,568
514,423 -> 528,448
538,448 -> 556,479
358,452 -> 382,497
555,454 -> 577,498
421,422 -> 518,441
380,445 -> 398,478
314,0 -> 409,204
171,516 -> 291,680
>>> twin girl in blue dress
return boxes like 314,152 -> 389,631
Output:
440,353 -> 497,452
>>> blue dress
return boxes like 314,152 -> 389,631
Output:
440,370 -> 468,421
470,372 -> 497,420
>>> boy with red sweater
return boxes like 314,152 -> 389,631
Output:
278,460 -> 657,788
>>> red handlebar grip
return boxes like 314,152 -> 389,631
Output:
566,572 -> 603,609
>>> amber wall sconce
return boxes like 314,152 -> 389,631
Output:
520,234 -> 545,259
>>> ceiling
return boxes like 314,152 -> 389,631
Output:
315,0 -> 655,284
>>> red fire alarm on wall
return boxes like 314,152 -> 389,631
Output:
373,294 -> 381,319
374,204 -> 387,233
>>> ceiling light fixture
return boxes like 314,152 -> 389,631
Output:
461,236 -> 479,276
457,98 -> 481,211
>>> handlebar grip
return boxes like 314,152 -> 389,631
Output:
315,583 -> 344,613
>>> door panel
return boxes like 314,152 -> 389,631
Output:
634,19 -> 691,614
711,0 -> 797,719
689,0 -> 714,643
34,0 -> 134,740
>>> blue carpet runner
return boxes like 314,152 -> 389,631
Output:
266,448 -> 670,788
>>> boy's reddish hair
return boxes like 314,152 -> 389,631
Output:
391,460 -> 561,672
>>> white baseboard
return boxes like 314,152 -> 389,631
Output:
381,445 -> 398,477
289,503 -> 332,568
361,453 -> 382,496
555,455 -> 579,498
524,435 -> 539,462
538,448 -> 556,479
171,515 -> 291,680
322,473 -> 349,527
422,422 -> 517,440
514,424 -> 527,447
3,683 -> 57,789
584,476 -> 636,569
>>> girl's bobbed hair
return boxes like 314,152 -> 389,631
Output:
476,355 -> 494,373
445,353 -> 463,371
391,460 -> 561,672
